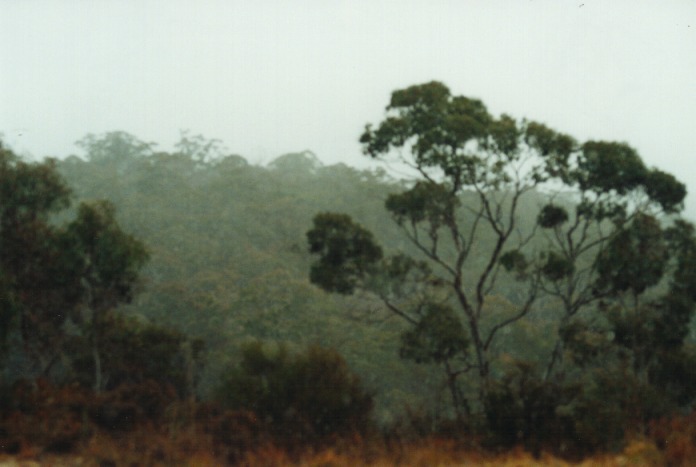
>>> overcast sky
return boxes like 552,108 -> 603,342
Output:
1,1 -> 695,214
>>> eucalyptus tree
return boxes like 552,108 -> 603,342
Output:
0,142 -> 76,368
65,200 -> 149,391
75,131 -> 155,164
307,81 -> 689,413
524,138 -> 688,379
0,141 -> 149,388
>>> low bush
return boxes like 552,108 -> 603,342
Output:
215,342 -> 374,446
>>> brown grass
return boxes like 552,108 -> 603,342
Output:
1,380 -> 694,466
0,436 -> 680,467
233,438 -> 667,467
0,437 -> 671,466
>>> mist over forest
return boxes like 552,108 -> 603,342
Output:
1,82 -> 696,465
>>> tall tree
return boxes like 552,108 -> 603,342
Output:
0,142 -> 78,369
174,130 -> 227,164
65,200 -> 149,391
1,141 -> 149,388
307,81 -> 689,415
75,131 -> 156,164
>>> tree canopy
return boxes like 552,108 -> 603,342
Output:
308,81 -> 695,434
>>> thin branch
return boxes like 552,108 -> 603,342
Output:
484,276 -> 539,350
378,294 -> 419,326
399,222 -> 458,278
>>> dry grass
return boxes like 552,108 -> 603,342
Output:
0,436 -> 680,466
1,383 -> 694,466
234,438 -> 667,467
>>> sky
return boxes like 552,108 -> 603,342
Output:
1,0 -> 695,215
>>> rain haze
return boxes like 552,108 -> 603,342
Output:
1,0 -> 695,215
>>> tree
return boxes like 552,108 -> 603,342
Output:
306,81 -> 690,417
309,82 -> 555,410
65,313 -> 205,397
174,130 -> 227,164
0,141 -> 79,369
75,131 -> 155,164
589,215 -> 696,398
0,141 -> 150,390
65,200 -> 149,391
530,140 -> 687,379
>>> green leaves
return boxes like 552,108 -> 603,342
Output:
595,213 -> 668,295
67,200 -> 149,303
0,142 -> 148,377
385,181 -> 458,228
76,131 -> 155,163
542,251 -> 574,281
537,204 -> 569,229
443,95 -> 491,146
0,144 -> 76,352
500,248 -> 575,283
665,220 -> 696,300
359,118 -> 411,157
367,253 -> 434,299
217,342 -> 373,438
307,213 -> 383,294
643,169 -> 686,213
66,313 -> 203,394
388,81 -> 450,109
399,303 -> 469,364
499,250 -> 529,278
488,114 -> 520,155
335,81 -> 695,424
524,121 -> 575,159
361,81 -> 493,174
0,143 -> 71,223
577,141 -> 647,194
571,142 -> 685,214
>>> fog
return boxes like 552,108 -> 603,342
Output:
1,0 -> 695,214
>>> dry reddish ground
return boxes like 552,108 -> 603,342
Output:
0,437 -> 680,466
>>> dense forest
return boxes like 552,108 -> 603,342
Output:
1,82 -> 696,465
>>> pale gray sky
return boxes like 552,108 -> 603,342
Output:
1,1 -> 695,214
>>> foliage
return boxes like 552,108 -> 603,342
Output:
0,140 -> 150,395
54,130 -> 440,421
216,342 -> 374,442
174,129 -> 227,163
1,121 -> 691,460
595,213 -> 668,296
536,204 -> 568,229
483,362 -> 578,457
307,213 -> 383,294
309,80 -> 694,444
75,131 -> 155,163
65,199 -> 149,391
64,313 -> 205,396
67,200 -> 148,305
0,142 -> 76,359
399,303 -> 469,364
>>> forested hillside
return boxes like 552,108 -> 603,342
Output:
50,130 -> 587,419
2,83 -> 696,465
54,133 -> 451,420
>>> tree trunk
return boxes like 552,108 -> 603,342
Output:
93,332 -> 102,393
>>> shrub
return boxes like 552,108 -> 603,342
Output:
2,378 -> 91,454
482,362 -> 577,458
90,379 -> 178,431
216,342 -> 374,444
